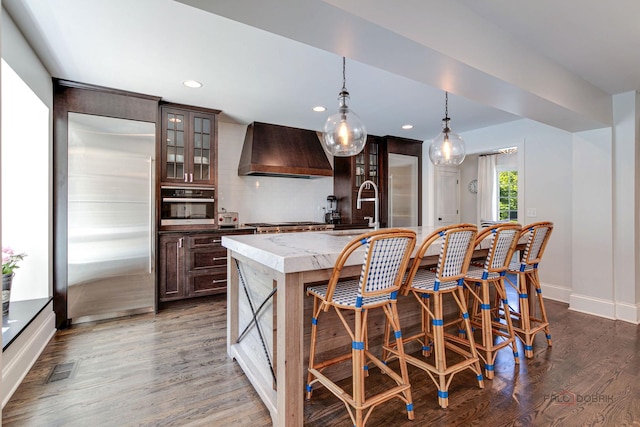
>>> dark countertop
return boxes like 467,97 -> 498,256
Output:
158,226 -> 256,235
3,297 -> 52,351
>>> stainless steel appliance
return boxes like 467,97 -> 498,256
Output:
218,210 -> 239,228
160,186 -> 216,226
388,153 -> 419,227
324,195 -> 341,224
67,113 -> 156,324
244,222 -> 334,234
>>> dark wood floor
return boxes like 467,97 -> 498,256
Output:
3,294 -> 640,426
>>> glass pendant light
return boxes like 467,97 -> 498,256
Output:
322,57 -> 367,157
429,92 -> 466,166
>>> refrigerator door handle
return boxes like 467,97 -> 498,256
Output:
149,157 -> 155,274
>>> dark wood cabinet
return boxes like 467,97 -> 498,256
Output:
158,229 -> 254,302
333,135 -> 422,228
159,234 -> 185,301
160,104 -> 220,185
333,135 -> 382,226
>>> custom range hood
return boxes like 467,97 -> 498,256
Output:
238,122 -> 333,178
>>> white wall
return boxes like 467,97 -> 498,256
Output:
217,121 -> 333,224
460,119 -> 573,302
612,91 -> 640,322
570,128 -> 614,316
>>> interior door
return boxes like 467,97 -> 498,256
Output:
435,167 -> 460,226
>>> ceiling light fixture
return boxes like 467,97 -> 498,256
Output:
402,124 -> 414,130
183,80 -> 203,88
312,106 -> 326,112
322,57 -> 367,157
428,92 -> 466,166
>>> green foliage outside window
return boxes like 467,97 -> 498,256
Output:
499,171 -> 518,220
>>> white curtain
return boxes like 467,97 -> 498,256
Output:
478,154 -> 498,223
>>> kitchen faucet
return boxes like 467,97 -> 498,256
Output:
356,180 -> 379,230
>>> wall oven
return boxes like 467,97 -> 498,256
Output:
160,186 -> 215,226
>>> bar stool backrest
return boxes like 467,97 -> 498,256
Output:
324,229 -> 417,303
478,223 -> 522,274
404,224 -> 477,291
518,222 -> 553,270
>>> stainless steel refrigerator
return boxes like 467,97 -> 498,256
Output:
67,113 -> 156,324
388,153 -> 419,227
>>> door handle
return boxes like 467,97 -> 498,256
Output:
438,217 -> 442,221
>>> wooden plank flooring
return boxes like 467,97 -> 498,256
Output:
3,294 -> 640,426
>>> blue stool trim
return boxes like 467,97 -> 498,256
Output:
352,341 -> 365,350
462,312 -> 469,319
355,296 -> 363,308
437,390 -> 448,398
480,303 -> 491,310
311,317 -> 317,325
502,299 -> 509,304
432,319 -> 444,326
546,334 -> 552,339
513,351 -> 519,358
363,365 -> 369,371
306,384 -> 312,392
485,364 -> 494,371
477,374 -> 484,381
524,344 -> 533,351
390,290 -> 398,300
395,330 -> 403,339
519,293 -> 528,299
422,345 -> 431,352
536,288 -> 542,294
482,271 -> 489,280
458,329 -> 467,335
406,403 -> 414,411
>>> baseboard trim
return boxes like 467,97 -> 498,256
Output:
569,293 -> 616,320
614,302 -> 640,324
540,281 -> 571,303
2,307 -> 56,408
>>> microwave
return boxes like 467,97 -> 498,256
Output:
160,186 -> 216,226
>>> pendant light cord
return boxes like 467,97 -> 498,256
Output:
444,91 -> 449,120
342,56 -> 347,90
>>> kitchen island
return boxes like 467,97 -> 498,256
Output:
222,226 -> 520,426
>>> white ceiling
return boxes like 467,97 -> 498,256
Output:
4,0 -> 639,142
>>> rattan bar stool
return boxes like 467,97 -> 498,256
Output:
306,229 -> 417,427
384,224 -> 484,409
452,223 -> 522,379
505,221 -> 554,358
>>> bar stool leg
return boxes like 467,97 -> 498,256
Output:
456,285 -> 485,391
495,278 -> 520,364
306,296 -> 322,399
479,280 -> 495,379
531,270 -> 552,347
518,273 -> 534,358
431,292 -> 449,408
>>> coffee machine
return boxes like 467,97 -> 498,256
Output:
324,195 -> 341,224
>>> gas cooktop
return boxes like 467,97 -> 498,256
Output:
244,222 -> 334,233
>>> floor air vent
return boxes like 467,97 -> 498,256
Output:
45,361 -> 77,384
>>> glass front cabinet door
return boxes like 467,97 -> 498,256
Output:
161,105 -> 218,185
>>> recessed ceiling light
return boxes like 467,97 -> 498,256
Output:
183,80 -> 203,88
402,124 -> 413,130
312,106 -> 326,112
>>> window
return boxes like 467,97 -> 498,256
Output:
499,170 -> 518,221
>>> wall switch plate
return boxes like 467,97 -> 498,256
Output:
527,208 -> 537,217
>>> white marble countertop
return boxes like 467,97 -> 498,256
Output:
222,226 -> 478,274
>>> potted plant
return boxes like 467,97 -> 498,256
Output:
2,246 -> 27,315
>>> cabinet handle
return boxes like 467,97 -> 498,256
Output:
178,238 -> 183,248
211,279 -> 227,284
184,173 -> 188,182
190,173 -> 193,183
211,239 -> 222,244
212,256 -> 227,262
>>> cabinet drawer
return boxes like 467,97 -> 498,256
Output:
191,249 -> 227,269
188,268 -> 227,295
190,235 -> 223,248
